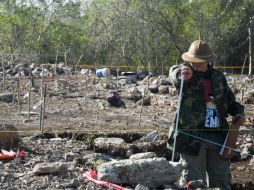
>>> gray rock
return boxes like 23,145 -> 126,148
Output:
159,78 -> 171,85
135,96 -> 150,106
97,158 -> 183,188
148,85 -> 159,93
94,137 -> 126,147
158,85 -> 169,94
143,130 -> 158,142
64,152 -> 79,161
248,157 -> 254,169
124,87 -> 142,101
32,67 -> 42,76
0,92 -> 14,103
33,162 -> 73,175
168,86 -> 177,96
83,153 -> 115,164
129,152 -> 157,160
135,184 -> 149,190
188,179 -> 206,189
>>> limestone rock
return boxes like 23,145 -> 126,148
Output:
33,162 -> 73,175
129,152 -> 157,160
94,137 -> 126,147
124,87 -> 142,101
0,92 -> 14,103
159,78 -> 171,85
97,158 -> 183,188
135,96 -> 150,106
148,85 -> 159,93
158,85 -> 169,94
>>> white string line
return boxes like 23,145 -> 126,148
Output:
0,128 -> 253,157
172,75 -> 184,161
178,130 -> 254,157
0,129 -> 163,133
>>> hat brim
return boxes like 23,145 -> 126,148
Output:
182,52 -> 215,63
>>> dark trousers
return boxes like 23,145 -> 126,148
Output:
180,143 -> 231,190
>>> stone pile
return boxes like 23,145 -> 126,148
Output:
0,63 -> 73,78
0,133 -> 182,190
0,128 -> 252,190
0,67 -> 254,189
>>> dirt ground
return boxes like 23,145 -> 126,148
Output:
0,74 -> 253,189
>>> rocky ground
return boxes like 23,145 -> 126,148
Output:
0,66 -> 254,190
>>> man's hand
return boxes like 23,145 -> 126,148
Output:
221,114 -> 245,159
181,66 -> 193,80
233,114 -> 245,126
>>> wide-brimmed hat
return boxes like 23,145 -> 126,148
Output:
182,40 -> 215,63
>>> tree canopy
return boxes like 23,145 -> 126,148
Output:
0,0 -> 253,73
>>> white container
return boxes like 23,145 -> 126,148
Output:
96,68 -> 110,77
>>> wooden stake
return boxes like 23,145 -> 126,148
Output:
75,54 -> 83,79
39,66 -> 45,132
2,59 -> 5,92
161,61 -> 164,76
116,67 -> 119,88
42,83 -> 47,132
55,49 -> 58,76
64,51 -> 67,77
39,82 -> 43,132
138,89 -> 145,126
16,76 -> 21,113
85,78 -> 88,97
28,71 -> 31,121
248,17 -> 253,75
241,88 -> 244,104
241,54 -> 248,75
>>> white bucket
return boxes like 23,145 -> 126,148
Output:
96,68 -> 110,77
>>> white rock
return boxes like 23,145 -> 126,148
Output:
97,158 -> 183,188
130,152 -> 157,160
94,137 -> 125,147
33,162 -> 73,175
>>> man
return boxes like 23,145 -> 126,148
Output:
168,40 -> 245,189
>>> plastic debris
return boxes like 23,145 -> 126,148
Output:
0,149 -> 25,160
83,170 -> 127,190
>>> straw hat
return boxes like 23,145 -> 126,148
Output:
182,40 -> 215,63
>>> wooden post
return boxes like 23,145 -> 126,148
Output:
42,83 -> 47,132
148,61 -> 151,74
248,17 -> 253,75
85,66 -> 90,97
28,70 -> 31,121
161,61 -> 164,76
28,81 -> 31,121
39,65 -> 44,132
55,49 -> 58,76
75,54 -> 83,79
85,77 -> 88,97
116,67 -> 119,88
241,88 -> 244,104
138,89 -> 145,126
16,75 -> 21,113
2,59 -> 5,92
39,82 -> 43,132
64,51 -> 67,77
241,54 -> 248,75
39,83 -> 47,133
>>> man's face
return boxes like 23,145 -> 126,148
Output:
190,62 -> 208,72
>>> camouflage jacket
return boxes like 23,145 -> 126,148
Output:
168,63 -> 244,155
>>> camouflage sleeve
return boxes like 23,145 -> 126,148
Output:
169,63 -> 194,89
169,65 -> 181,88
